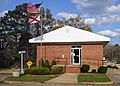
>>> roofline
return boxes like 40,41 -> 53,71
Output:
30,41 -> 109,45
29,26 -> 110,44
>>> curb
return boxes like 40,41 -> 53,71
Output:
107,74 -> 118,86
80,81 -> 115,85
4,80 -> 115,85
45,81 -> 78,84
3,80 -> 43,84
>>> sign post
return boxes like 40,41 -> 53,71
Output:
26,60 -> 33,69
19,51 -> 25,74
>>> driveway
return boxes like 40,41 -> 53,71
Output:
108,74 -> 120,86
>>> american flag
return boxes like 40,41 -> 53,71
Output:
27,3 -> 42,14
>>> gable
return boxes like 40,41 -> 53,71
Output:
29,26 -> 110,43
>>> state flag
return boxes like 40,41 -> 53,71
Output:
28,15 -> 40,24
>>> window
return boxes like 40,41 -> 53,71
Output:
71,45 -> 81,48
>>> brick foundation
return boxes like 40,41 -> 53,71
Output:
65,65 -> 80,73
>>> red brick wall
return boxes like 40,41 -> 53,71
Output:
82,44 -> 103,66
36,44 -> 71,66
36,44 -> 104,67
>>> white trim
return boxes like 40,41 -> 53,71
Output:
71,47 -> 82,65
79,48 -> 82,65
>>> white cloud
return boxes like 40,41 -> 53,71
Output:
57,13 -> 120,25
96,15 -> 120,24
84,18 -> 96,25
97,30 -> 120,38
84,15 -> 120,25
0,10 -> 8,17
71,0 -> 116,14
115,29 -> 120,32
57,12 -> 78,20
107,4 -> 120,13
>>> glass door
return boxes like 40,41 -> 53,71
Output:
71,48 -> 81,65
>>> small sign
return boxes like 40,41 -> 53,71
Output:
26,60 -> 33,68
103,57 -> 105,60
19,51 -> 26,54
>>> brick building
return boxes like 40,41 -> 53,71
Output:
29,26 -> 110,73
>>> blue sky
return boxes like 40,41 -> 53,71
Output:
0,0 -> 120,44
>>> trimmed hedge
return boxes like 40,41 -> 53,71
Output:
24,68 -> 30,74
107,65 -> 118,69
98,66 -> 107,73
81,64 -> 90,73
27,66 -> 64,75
30,67 -> 40,75
51,67 -> 63,74
29,67 -> 50,75
39,67 -> 49,75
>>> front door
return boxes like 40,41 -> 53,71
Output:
71,48 -> 81,65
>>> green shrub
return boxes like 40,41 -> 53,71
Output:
39,67 -> 49,75
30,67 -> 40,75
112,66 -> 118,69
107,65 -> 118,69
91,69 -> 96,73
51,67 -> 63,74
51,59 -> 56,66
107,65 -> 113,68
81,64 -> 90,73
117,58 -> 120,64
24,68 -> 30,74
58,66 -> 64,71
39,58 -> 45,67
44,60 -> 51,70
98,66 -> 107,73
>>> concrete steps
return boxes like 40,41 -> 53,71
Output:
53,65 -> 81,73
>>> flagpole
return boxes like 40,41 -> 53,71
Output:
40,0 -> 44,66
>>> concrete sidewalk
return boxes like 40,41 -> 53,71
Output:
46,73 -> 79,84
0,69 -> 12,82
0,69 -> 12,74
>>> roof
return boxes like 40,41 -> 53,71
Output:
29,26 -> 110,43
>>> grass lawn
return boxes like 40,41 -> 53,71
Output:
78,74 -> 111,83
5,75 -> 58,83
